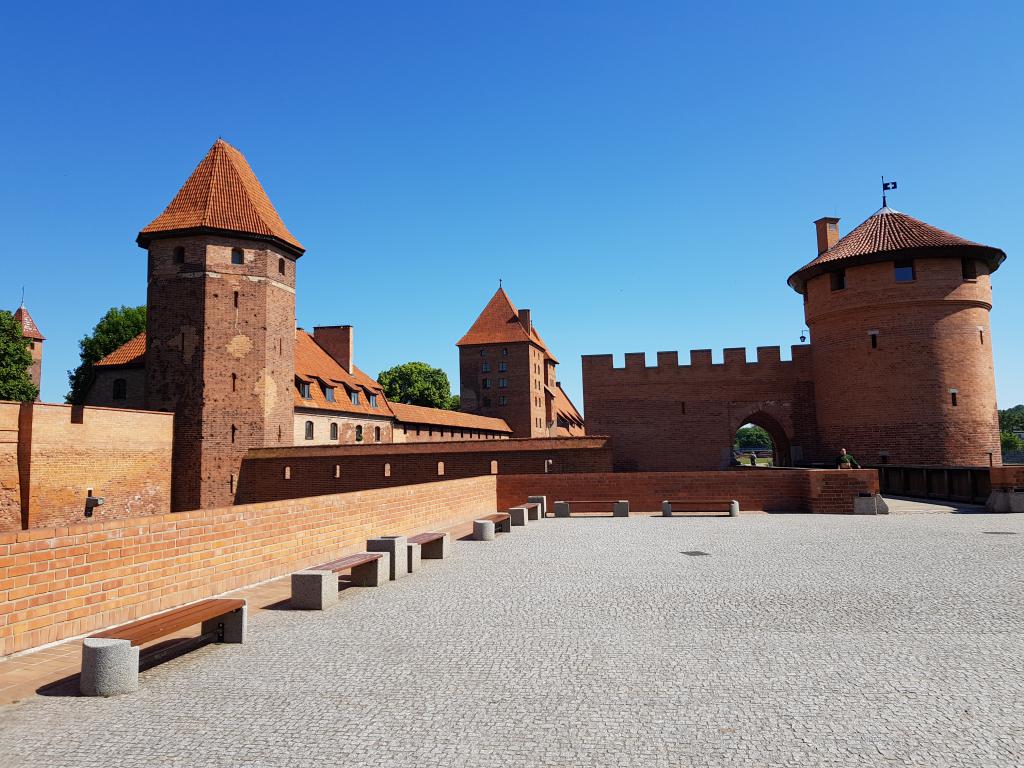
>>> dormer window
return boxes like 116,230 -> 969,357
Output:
350,390 -> 360,405
298,380 -> 311,399
369,394 -> 378,408
322,383 -> 335,402
231,248 -> 244,265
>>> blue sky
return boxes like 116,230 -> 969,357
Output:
2,1 -> 1021,409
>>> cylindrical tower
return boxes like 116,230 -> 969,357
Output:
789,207 -> 1006,467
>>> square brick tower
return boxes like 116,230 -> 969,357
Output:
137,139 -> 304,511
458,288 -> 583,438
13,305 -> 43,396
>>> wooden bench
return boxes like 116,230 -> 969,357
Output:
473,512 -> 511,540
553,499 -> 630,517
408,531 -> 451,560
291,551 -> 390,611
507,502 -> 542,526
80,598 -> 246,696
661,499 -> 739,517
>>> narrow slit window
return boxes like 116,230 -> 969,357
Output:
950,389 -> 958,407
334,464 -> 340,478
231,248 -> 244,265
278,258 -> 286,275
330,423 -> 338,441
869,331 -> 878,349
374,426 -> 381,442
284,466 -> 291,480
437,461 -> 444,476
384,463 -> 391,477
962,258 -> 977,280
978,327 -> 985,345
233,291 -> 239,308
231,372 -> 237,392
231,424 -> 237,443
112,378 -> 127,401
173,246 -> 185,264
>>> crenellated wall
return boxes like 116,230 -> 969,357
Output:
582,346 -> 822,471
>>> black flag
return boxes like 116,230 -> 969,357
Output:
883,181 -> 898,191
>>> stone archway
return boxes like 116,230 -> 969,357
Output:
732,410 -> 793,467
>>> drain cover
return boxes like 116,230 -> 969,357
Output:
681,551 -> 710,556
982,531 -> 1018,535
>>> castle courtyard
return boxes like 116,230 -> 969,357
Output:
2,506 -> 1021,768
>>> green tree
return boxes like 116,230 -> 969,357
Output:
0,310 -> 38,402
66,305 -> 147,404
999,405 -> 1024,434
377,362 -> 457,410
1002,431 -> 1023,454
734,425 -> 772,450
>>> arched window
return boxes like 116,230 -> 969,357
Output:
374,426 -> 381,442
330,423 -> 338,441
231,248 -> 244,265
278,258 -> 286,275
384,463 -> 391,477
304,421 -> 314,440
334,464 -> 340,478
490,460 -> 498,475
284,466 -> 291,480
231,425 -> 237,443
112,378 -> 127,401
356,425 -> 364,442
437,461 -> 445,476
173,246 -> 185,264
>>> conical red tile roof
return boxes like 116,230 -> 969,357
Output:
137,139 -> 303,255
789,207 -> 1004,292
456,287 -> 556,362
13,306 -> 44,340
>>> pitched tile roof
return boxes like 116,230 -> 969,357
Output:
293,331 -> 393,418
13,306 -> 44,340
94,331 -> 146,368
789,207 -> 1006,292
545,383 -> 585,436
389,402 -> 512,433
456,288 -> 559,362
137,139 -> 304,255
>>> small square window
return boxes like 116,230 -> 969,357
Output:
830,270 -> 846,291
961,258 -> 978,280
499,362 -> 507,372
481,362 -> 491,373
502,348 -> 508,356
480,349 -> 487,357
231,248 -> 244,265
498,378 -> 508,388
499,396 -> 508,406
482,378 -> 491,389
894,259 -> 915,282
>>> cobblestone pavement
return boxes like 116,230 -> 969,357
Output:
2,513 -> 1023,767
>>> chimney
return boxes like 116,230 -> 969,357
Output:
814,217 -> 840,255
313,325 -> 354,373
518,308 -> 532,335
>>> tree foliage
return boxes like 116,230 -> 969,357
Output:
377,362 -> 458,410
1002,431 -> 1023,454
0,310 -> 38,402
999,405 -> 1024,434
734,425 -> 772,450
66,305 -> 147,404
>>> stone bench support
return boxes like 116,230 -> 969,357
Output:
528,495 -> 548,517
367,536 -> 409,580
473,519 -> 496,541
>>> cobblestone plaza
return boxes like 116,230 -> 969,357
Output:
2,509 -> 1022,767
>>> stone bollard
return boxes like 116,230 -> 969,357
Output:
553,501 -> 570,518
612,500 -> 630,517
80,638 -> 140,697
661,500 -> 673,517
528,495 -> 548,517
729,500 -> 740,517
473,519 -> 496,541
367,536 -> 409,580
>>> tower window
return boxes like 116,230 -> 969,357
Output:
374,426 -> 381,442
502,347 -> 508,356
482,378 -> 491,389
231,248 -> 244,265
490,460 -> 498,475
499,362 -> 507,372
304,421 -> 314,440
233,291 -> 239,308
894,259 -> 915,282
950,389 -> 958,407
330,423 -> 338,440
499,396 -> 508,406
334,464 -> 340,478
830,270 -> 846,291
173,246 -> 185,264
869,330 -> 878,349
231,373 -> 237,392
480,349 -> 487,357
498,378 -> 508,388
979,327 -> 985,345
961,258 -> 978,280
278,258 -> 286,275
112,378 -> 127,401
481,362 -> 491,373
231,424 -> 237,443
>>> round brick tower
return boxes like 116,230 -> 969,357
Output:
789,206 -> 1006,467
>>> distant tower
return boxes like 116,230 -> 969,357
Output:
789,206 -> 1006,467
457,288 -> 557,438
137,139 -> 304,511
13,304 -> 44,397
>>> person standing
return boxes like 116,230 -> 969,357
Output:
836,448 -> 861,469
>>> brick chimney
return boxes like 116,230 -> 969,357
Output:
313,325 -> 354,373
518,308 -> 532,335
814,217 -> 840,255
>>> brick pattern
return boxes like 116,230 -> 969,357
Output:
495,468 -> 879,515
0,401 -> 173,533
235,437 -> 614,504
990,466 -> 1024,490
0,475 -> 497,657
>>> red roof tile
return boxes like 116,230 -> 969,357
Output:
789,207 -> 1005,291
457,288 -> 537,347
545,383 -> 585,436
389,402 -> 512,433
138,139 -> 304,255
94,331 -> 146,368
293,331 -> 393,418
13,306 -> 44,340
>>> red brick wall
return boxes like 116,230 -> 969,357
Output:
392,422 -> 510,443
0,401 -> 173,532
0,475 -> 497,657
236,437 -> 613,504
806,256 -> 1001,468
582,346 -> 819,471
990,466 -> 1024,490
496,468 -> 878,515
85,367 -> 147,410
0,404 -> 19,531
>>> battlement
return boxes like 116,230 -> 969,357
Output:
583,344 -> 812,375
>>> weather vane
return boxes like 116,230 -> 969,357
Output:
882,176 -> 898,208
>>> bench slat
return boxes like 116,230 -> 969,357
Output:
480,513 -> 510,523
408,532 -> 444,545
91,598 -> 244,646
314,552 -> 383,573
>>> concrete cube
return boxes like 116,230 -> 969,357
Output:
420,533 -> 450,559
201,603 -> 247,643
351,552 -> 390,587
553,501 -> 570,518
528,495 -> 548,517
367,536 -> 409,580
407,541 -> 422,574
80,638 -> 139,697
292,570 -> 339,610
473,519 -> 496,541
508,506 -> 529,526
613,500 -> 630,517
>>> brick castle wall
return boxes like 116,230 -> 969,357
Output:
0,401 -> 173,532
235,437 -> 613,504
496,468 -> 879,515
0,475 -> 496,657
990,466 -> 1024,490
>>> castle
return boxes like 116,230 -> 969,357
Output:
584,206 -> 1006,471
